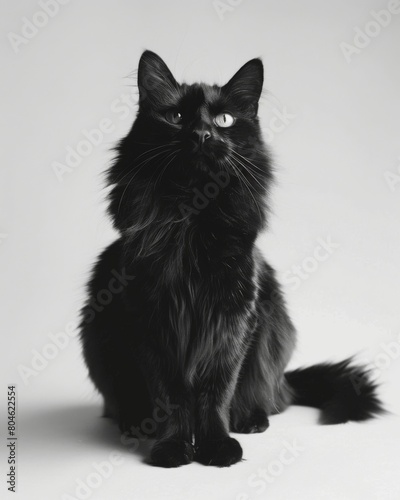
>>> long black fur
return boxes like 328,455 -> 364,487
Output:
285,359 -> 383,424
79,51 -> 383,468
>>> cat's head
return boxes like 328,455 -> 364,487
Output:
133,50 -> 265,172
108,51 -> 271,234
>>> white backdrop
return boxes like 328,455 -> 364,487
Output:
1,1 -> 399,499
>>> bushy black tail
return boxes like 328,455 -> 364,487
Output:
285,358 -> 384,424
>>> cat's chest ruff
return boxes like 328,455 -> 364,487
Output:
165,257 -> 260,385
164,250 -> 259,332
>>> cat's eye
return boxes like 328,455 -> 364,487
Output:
165,109 -> 183,125
214,113 -> 235,128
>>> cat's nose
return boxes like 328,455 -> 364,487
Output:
191,128 -> 211,145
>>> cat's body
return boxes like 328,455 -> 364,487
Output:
80,51 -> 382,467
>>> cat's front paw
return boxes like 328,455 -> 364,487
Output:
195,437 -> 243,467
231,408 -> 270,434
150,438 -> 194,468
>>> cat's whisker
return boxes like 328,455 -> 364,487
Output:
115,144 -> 176,184
145,150 -> 178,198
114,135 -> 181,184
228,147 -> 267,176
228,142 -> 265,174
231,163 -> 263,221
154,150 -> 180,187
228,151 -> 266,190
117,148 -> 176,214
133,142 -> 179,162
134,148 -> 180,221
228,151 -> 264,185
225,156 -> 262,220
116,146 -> 176,187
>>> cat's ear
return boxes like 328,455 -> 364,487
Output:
137,50 -> 179,108
222,58 -> 263,116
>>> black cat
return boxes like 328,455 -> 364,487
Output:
79,51 -> 383,467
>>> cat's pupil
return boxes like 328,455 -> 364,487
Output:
215,112 -> 234,128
